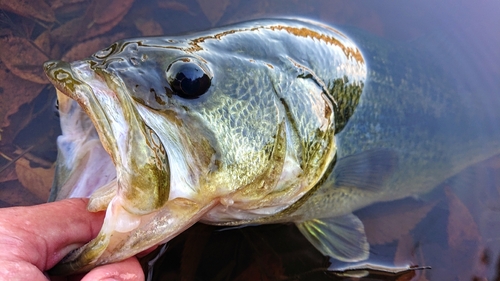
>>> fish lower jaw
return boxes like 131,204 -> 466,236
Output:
103,197 -> 143,233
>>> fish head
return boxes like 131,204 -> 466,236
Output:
45,34 -> 296,214
44,19 -> 364,274
43,34 -> 306,273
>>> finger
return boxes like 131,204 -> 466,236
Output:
80,257 -> 144,281
0,198 -> 105,270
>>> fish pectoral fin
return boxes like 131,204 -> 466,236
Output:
296,213 -> 369,262
49,197 -> 217,276
333,149 -> 398,191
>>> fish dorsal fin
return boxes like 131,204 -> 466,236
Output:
333,149 -> 398,191
296,213 -> 369,262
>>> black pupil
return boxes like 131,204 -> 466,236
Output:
167,61 -> 211,99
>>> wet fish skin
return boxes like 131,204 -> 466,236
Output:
286,28 -> 500,259
44,19 -> 367,274
45,18 -> 500,274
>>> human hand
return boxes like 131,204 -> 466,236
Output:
0,198 -> 145,281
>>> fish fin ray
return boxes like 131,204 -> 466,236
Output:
296,213 -> 369,262
333,149 -> 398,191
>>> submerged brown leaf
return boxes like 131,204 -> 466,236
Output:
0,0 -> 56,22
394,234 -> 417,267
197,0 -> 230,25
50,16 -> 90,45
0,62 -> 44,137
92,0 -> 135,25
62,32 -> 127,62
157,1 -> 195,15
445,187 -> 480,248
0,179 -> 43,206
0,27 -> 10,37
83,4 -> 131,40
135,18 -> 163,36
49,0 -> 86,10
34,30 -> 51,55
15,157 -> 54,201
0,163 -> 17,183
51,0 -> 132,45
0,37 -> 49,84
361,199 -> 437,245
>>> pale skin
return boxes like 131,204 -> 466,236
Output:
0,198 -> 145,281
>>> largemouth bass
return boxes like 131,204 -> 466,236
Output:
43,18 -> 500,274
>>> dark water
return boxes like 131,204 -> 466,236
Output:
1,0 -> 500,280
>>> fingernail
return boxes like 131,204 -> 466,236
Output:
99,273 -> 139,281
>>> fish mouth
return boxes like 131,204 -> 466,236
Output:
44,60 -> 170,215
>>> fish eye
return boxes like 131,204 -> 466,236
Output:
166,58 -> 211,99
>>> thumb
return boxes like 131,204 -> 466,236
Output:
79,257 -> 144,281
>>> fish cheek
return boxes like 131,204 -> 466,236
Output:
120,126 -> 170,215
125,161 -> 170,211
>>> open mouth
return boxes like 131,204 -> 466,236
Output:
44,60 -> 118,203
44,60 -> 170,215
50,91 -> 117,201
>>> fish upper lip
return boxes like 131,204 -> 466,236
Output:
44,59 -> 125,164
44,60 -> 83,96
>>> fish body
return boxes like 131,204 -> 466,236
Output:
44,19 -> 500,274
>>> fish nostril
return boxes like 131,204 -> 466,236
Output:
43,60 -> 58,72
94,43 -> 118,59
